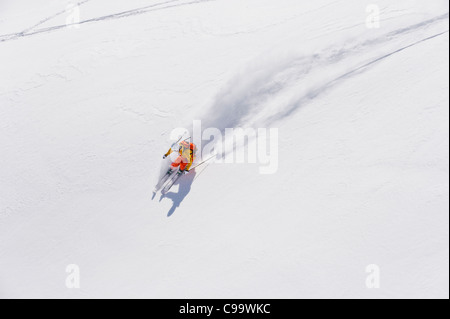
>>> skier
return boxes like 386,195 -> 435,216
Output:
163,141 -> 197,175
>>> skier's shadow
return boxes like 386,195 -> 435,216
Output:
160,169 -> 196,217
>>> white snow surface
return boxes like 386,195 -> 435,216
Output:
0,0 -> 448,298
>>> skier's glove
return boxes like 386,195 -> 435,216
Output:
163,155 -> 167,159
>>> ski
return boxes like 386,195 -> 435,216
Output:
154,169 -> 174,192
161,171 -> 183,194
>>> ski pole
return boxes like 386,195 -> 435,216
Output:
191,154 -> 216,170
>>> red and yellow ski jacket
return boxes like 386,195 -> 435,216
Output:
164,142 -> 196,171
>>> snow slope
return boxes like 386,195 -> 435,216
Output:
0,0 -> 448,298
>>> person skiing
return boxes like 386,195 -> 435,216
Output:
163,141 -> 197,174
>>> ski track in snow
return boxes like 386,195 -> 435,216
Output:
20,0 -> 93,35
0,0 -> 216,43
199,13 -> 449,132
